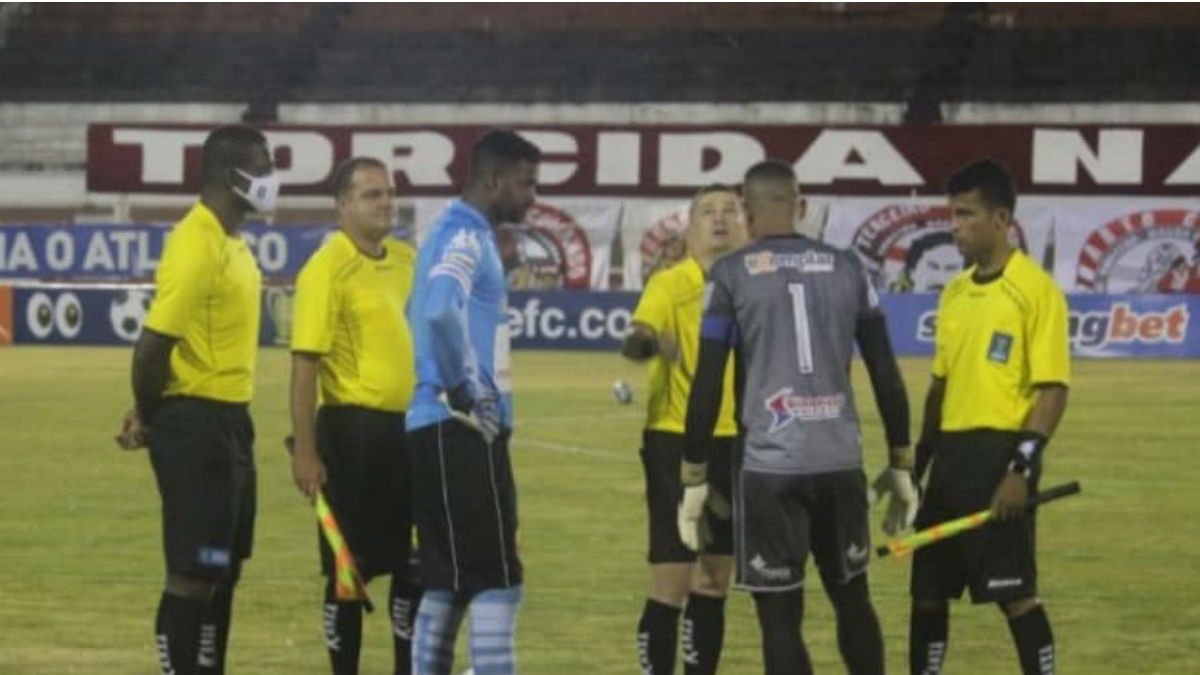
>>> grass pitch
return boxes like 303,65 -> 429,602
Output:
0,348 -> 1197,674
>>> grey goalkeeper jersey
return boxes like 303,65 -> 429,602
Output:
702,235 -> 881,475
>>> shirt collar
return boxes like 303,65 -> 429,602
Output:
447,198 -> 493,231
681,256 -> 705,282
190,202 -> 226,236
331,229 -> 388,260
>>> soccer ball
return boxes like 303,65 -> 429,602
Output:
109,289 -> 152,342
611,379 -> 634,405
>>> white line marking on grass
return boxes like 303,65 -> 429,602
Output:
518,438 -> 626,461
517,411 -> 642,425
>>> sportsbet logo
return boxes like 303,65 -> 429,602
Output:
915,302 -> 1190,351
1070,303 -> 1189,349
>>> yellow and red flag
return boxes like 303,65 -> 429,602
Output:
877,481 -> 1080,559
315,490 -> 374,612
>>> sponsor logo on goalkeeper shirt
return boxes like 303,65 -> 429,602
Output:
743,250 -> 836,276
764,389 -> 845,433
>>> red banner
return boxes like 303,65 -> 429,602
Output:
87,123 -> 1200,197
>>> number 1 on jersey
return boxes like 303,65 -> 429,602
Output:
788,283 -> 814,374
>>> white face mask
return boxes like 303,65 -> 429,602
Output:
232,168 -> 280,213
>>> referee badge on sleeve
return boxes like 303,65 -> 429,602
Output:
987,331 -> 1014,363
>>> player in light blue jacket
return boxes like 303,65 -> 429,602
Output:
406,129 -> 540,675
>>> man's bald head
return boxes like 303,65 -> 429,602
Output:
741,160 -> 804,238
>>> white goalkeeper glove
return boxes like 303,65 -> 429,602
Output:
871,466 -> 920,536
677,461 -> 731,552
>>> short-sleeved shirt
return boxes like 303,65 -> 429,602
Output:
632,257 -> 738,437
932,250 -> 1070,432
290,231 -> 416,413
144,202 -> 262,403
701,235 -> 881,475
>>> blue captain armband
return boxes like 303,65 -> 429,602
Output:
700,315 -> 735,344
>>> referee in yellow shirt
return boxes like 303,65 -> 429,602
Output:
908,159 -> 1070,675
116,125 -> 275,675
288,157 -> 419,675
622,185 -> 747,675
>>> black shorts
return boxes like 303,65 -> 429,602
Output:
148,397 -> 256,579
316,405 -> 411,581
734,467 -> 870,592
911,429 -> 1041,604
641,430 -> 734,563
407,419 -> 521,595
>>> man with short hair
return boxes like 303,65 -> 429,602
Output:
289,156 -> 420,675
406,129 -> 541,675
684,160 -> 916,675
907,158 -> 1069,675
623,184 -> 747,675
116,124 -> 276,675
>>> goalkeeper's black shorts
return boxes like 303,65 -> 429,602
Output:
733,467 -> 870,592
315,404 -> 411,581
148,396 -> 256,579
911,429 -> 1042,604
407,419 -> 522,595
641,430 -> 734,563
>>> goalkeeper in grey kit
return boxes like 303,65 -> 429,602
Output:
681,160 -> 918,675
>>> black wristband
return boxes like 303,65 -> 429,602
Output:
1009,431 -> 1047,477
1013,431 -> 1047,462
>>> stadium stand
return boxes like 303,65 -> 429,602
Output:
0,1 -> 1196,213
1,3 -> 1196,110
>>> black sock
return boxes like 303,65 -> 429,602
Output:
910,604 -> 949,675
195,584 -> 234,675
1008,605 -> 1055,675
752,589 -> 813,675
390,574 -> 421,675
324,578 -> 364,675
681,594 -> 725,675
636,599 -> 681,675
156,592 -> 205,675
829,576 -> 884,675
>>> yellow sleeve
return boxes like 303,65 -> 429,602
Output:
930,289 -> 950,378
1028,281 -> 1071,386
632,274 -> 674,336
144,224 -> 215,337
290,252 -> 338,355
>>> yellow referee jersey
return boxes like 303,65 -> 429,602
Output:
144,202 -> 262,403
933,250 -> 1070,432
633,257 -> 738,437
290,231 -> 416,412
